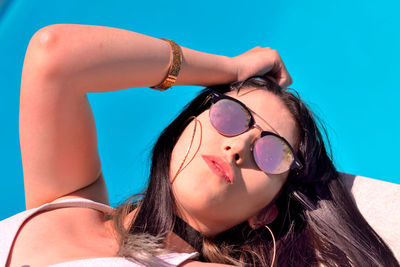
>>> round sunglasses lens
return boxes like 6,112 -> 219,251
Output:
253,135 -> 294,174
209,99 -> 251,136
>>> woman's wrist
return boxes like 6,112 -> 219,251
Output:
175,49 -> 237,87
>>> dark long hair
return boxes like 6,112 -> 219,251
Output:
112,77 -> 399,266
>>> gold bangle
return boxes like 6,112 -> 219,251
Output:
151,38 -> 183,91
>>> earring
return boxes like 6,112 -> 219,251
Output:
248,204 -> 278,267
248,204 -> 278,229
265,224 -> 276,267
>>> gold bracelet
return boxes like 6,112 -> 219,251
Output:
151,38 -> 183,91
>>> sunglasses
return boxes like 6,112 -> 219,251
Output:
208,91 -> 303,175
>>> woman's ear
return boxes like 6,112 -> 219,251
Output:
248,204 -> 278,229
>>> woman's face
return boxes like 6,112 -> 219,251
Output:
170,87 -> 299,236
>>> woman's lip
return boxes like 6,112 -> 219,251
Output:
201,155 -> 234,184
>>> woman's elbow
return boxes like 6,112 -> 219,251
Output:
23,24 -> 70,80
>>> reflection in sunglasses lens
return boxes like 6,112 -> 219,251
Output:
209,99 -> 251,136
253,136 -> 294,174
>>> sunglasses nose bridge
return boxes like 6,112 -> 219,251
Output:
249,123 -> 264,141
248,125 -> 264,155
252,123 -> 263,133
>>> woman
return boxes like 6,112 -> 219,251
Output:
1,24 -> 398,266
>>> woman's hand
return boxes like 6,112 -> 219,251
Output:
232,47 -> 293,88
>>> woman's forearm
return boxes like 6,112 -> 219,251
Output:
25,24 -> 237,93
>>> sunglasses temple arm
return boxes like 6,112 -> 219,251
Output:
291,156 -> 303,170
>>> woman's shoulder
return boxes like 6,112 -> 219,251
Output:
2,196 -> 113,221
0,198 -> 117,266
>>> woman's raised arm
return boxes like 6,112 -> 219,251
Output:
19,24 -> 240,209
20,24 -> 291,208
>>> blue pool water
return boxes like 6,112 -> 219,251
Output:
1,0 -> 399,220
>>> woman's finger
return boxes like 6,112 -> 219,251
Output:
276,62 -> 293,88
268,52 -> 292,88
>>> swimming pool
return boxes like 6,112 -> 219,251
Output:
1,0 -> 399,220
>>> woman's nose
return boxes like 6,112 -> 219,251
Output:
222,127 -> 260,165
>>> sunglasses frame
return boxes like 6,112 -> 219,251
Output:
209,91 -> 303,174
